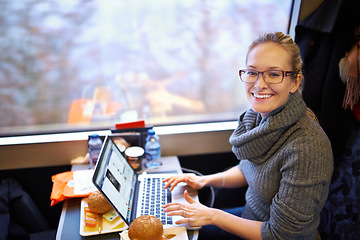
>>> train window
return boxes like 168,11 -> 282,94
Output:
0,0 -> 296,136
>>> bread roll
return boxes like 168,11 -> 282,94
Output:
128,215 -> 163,240
87,191 -> 112,214
113,137 -> 130,152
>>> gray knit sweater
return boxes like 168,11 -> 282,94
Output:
229,91 -> 333,240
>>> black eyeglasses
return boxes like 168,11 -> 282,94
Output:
239,69 -> 294,84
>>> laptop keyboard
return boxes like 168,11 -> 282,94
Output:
140,177 -> 173,225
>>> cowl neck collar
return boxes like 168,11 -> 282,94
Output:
229,91 -> 307,164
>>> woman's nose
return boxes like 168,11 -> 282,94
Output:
254,73 -> 268,89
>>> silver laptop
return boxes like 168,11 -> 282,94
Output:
92,135 -> 199,230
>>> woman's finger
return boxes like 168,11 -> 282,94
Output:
163,202 -> 186,212
163,179 -> 174,189
163,202 -> 181,210
163,175 -> 187,191
165,209 -> 187,217
184,190 -> 197,204
174,217 -> 191,225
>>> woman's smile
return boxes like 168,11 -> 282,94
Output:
252,93 -> 273,99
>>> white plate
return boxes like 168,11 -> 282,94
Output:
120,226 -> 188,240
80,198 -> 128,236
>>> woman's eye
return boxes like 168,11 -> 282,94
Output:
247,71 -> 257,76
268,71 -> 281,77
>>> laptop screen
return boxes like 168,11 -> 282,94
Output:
93,137 -> 137,223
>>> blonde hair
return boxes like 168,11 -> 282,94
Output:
246,32 -> 303,88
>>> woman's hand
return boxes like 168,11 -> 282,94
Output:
163,190 -> 214,227
163,174 -> 207,192
165,190 -> 263,239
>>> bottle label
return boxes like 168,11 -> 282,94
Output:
145,152 -> 161,168
89,147 -> 101,168
145,149 -> 160,161
145,152 -> 152,162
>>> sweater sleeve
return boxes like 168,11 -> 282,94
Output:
260,131 -> 333,239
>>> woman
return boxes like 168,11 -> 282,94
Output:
163,32 -> 333,240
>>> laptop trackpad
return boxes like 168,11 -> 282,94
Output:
171,183 -> 199,203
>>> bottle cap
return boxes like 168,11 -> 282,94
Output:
147,129 -> 155,135
90,134 -> 99,138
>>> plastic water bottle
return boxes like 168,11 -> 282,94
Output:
145,129 -> 161,168
88,134 -> 103,169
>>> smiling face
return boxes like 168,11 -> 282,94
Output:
244,42 -> 301,118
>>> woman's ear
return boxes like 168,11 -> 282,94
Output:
290,74 -> 302,93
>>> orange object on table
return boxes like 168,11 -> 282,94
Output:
50,170 -> 96,206
84,207 -> 98,228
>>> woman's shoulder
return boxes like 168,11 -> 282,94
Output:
299,114 -> 331,143
285,115 -> 333,163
